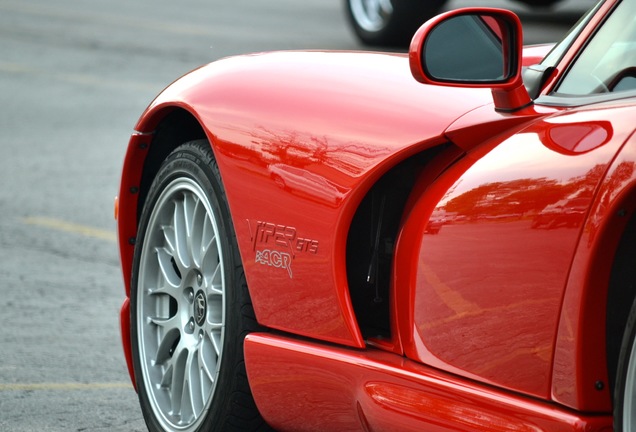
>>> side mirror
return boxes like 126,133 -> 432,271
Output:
409,8 -> 531,112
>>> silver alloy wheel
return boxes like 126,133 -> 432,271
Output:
624,339 -> 636,430
349,0 -> 393,32
137,176 -> 225,432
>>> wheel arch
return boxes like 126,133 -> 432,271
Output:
117,107 -> 209,388
135,108 -> 208,223
118,107 -> 207,291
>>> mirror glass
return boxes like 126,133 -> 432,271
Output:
423,15 -> 510,83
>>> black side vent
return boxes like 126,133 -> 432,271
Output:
346,147 -> 444,339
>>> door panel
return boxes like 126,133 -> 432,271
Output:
403,106 -> 634,399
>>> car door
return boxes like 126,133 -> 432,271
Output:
402,103 -> 635,400
399,0 -> 636,403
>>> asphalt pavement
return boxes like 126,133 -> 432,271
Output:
0,0 -> 591,430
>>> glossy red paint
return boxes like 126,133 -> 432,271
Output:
553,129 -> 636,411
117,3 -> 636,430
118,297 -> 135,390
244,333 -> 613,432
397,104 -> 635,403
117,132 -> 153,387
117,15 -> 557,361
130,51 -> 494,348
117,132 -> 153,296
409,8 -> 531,112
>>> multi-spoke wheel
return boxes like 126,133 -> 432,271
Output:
344,0 -> 446,46
131,140 -> 269,432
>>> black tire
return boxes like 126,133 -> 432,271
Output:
344,0 -> 447,47
615,296 -> 636,431
130,140 -> 270,432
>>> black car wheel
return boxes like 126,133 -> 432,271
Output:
344,0 -> 447,47
130,140 -> 269,432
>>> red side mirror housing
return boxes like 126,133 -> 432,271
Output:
409,8 -> 531,112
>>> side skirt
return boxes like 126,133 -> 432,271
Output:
244,334 -> 612,432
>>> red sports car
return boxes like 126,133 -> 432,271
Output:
116,1 -> 636,431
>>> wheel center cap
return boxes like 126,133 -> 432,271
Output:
194,290 -> 207,326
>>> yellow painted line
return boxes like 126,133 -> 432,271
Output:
0,62 -> 32,74
23,217 -> 116,242
0,382 -> 132,391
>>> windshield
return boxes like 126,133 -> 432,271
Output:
540,1 -> 603,69
556,1 -> 636,95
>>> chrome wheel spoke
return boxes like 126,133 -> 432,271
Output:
186,348 -> 204,420
199,336 -> 217,384
201,220 -> 221,291
209,325 -> 223,357
160,223 -> 176,255
173,196 -> 193,270
169,347 -> 187,417
178,351 -> 195,424
190,196 -> 206,268
156,247 -> 181,288
205,261 -> 222,296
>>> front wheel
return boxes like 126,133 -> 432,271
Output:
130,140 -> 269,432
344,0 -> 447,47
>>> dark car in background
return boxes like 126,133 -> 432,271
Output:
344,0 -> 562,45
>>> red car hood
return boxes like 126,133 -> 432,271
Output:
137,50 -> 495,153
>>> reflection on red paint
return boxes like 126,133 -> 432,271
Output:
543,121 -> 612,155
411,116 -> 623,398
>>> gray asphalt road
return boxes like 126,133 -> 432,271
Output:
0,0 -> 591,430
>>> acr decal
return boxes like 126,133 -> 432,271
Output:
247,220 -> 320,279
255,249 -> 293,278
